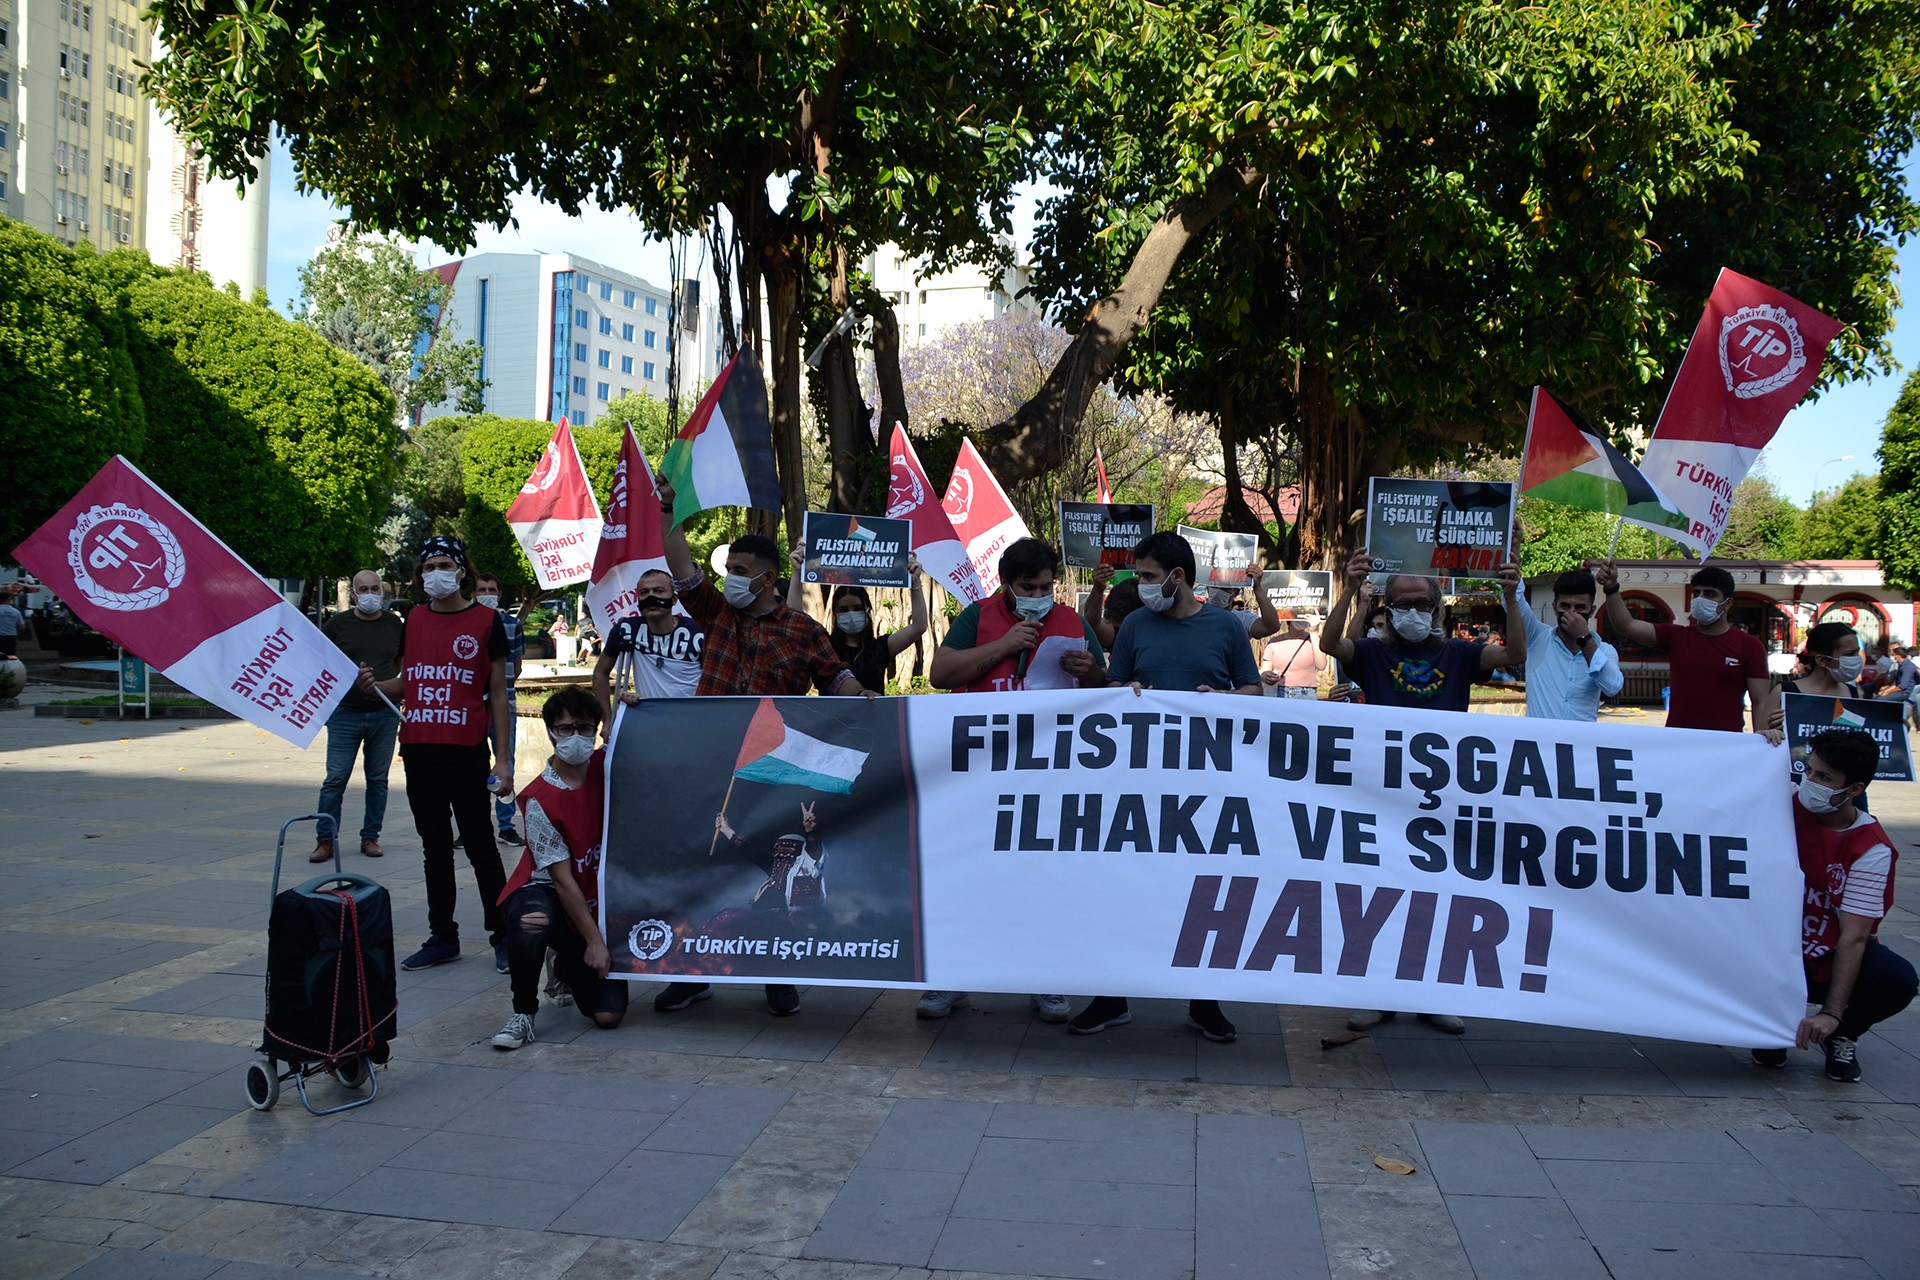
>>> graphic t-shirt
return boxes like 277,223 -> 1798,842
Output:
609,614 -> 704,699
1651,623 -> 1767,732
1347,636 -> 1485,712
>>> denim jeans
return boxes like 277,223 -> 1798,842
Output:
316,706 -> 401,843
493,697 -> 519,833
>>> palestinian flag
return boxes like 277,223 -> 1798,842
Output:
844,517 -> 878,542
660,349 -> 782,527
1519,387 -> 1688,532
732,699 -> 869,794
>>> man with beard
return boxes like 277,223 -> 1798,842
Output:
1520,568 -> 1623,721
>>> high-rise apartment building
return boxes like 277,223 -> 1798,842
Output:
865,243 -> 1038,346
0,2 -> 266,293
420,251 -> 720,428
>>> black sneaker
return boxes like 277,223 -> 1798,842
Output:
401,937 -> 460,971
1751,1047 -> 1788,1068
453,835 -> 463,849
498,828 -> 525,846
653,982 -> 712,1013
1067,996 -> 1132,1035
1185,999 -> 1237,1043
766,984 -> 801,1016
495,943 -> 510,974
1825,1035 -> 1862,1083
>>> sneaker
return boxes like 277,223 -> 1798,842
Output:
1185,999 -> 1237,1043
401,937 -> 460,971
1347,1009 -> 1397,1032
1068,996 -> 1132,1035
1030,994 -> 1072,1025
491,1011 -> 536,1051
495,943 -> 510,974
653,982 -> 712,1013
308,840 -> 335,864
1751,1047 -> 1789,1068
916,990 -> 970,1019
1419,1013 -> 1467,1035
498,828 -> 525,846
766,984 -> 801,1017
544,951 -> 574,1007
453,835 -> 463,849
1825,1035 -> 1862,1083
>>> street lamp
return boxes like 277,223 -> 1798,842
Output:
1811,455 -> 1855,502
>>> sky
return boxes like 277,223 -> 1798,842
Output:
264,138 -> 1917,508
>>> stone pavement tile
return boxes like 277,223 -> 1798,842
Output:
1412,1123 -> 1554,1197
1630,1041 -> 1781,1099
11,1103 -> 237,1185
1517,1124 -> 1748,1162
1026,1077 -> 1139,1111
757,1092 -> 893,1145
1297,1115 -> 1424,1187
1010,1040 -> 1197,1084
159,1203 -> 348,1268
203,1262 -> 371,1280
968,1133 -> 1193,1188
1459,1039 -> 1647,1068
1475,1064 -> 1685,1097
667,1163 -> 846,1256
804,1166 -> 965,1266
297,1213 -> 448,1276
1441,1194 -> 1609,1280
882,1069 -> 1039,1106
4,1057 -> 223,1105
559,1237 -> 727,1280
1196,1112 -> 1324,1280
928,1219 -> 1193,1280
858,1099 -> 991,1174
332,1062 -> 510,1130
952,1166 -> 1191,1230
1566,1197 -> 1845,1255
920,1009 -> 1031,1075
742,1012 -> 875,1065
712,1258 -> 928,1280
121,975 -> 262,1016
1594,1250 -> 1878,1279
0,1086 -> 150,1137
1194,1032 -> 1292,1087
323,1164 -> 583,1230
1732,1128 -> 1920,1211
641,1085 -> 795,1158
985,1102 -> 1192,1145
3,1127 -> 84,1168
439,1097 -> 670,1149
0,1030 -> 111,1082
549,1149 -> 735,1240
1816,1209 -> 1920,1277
0,1234 -> 105,1280
60,1250 -> 228,1279
381,1128 -> 627,1189
1371,1038 -> 1485,1093
1857,1038 -> 1920,1105
1843,1132 -> 1920,1190
1132,1081 -> 1274,1117
384,1220 -> 594,1280
1314,1182 -> 1474,1279
1542,1156 -> 1797,1205
215,1119 -> 424,1207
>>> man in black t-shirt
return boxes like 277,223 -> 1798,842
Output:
314,570 -> 406,862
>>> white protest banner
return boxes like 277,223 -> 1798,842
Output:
943,439 -> 1031,596
12,456 -> 359,747
886,424 -> 985,604
508,418 -> 603,589
603,690 -> 1803,1045
584,426 -> 670,634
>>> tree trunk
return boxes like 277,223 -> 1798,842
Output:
823,248 -> 877,513
762,245 -> 808,540
1214,383 -> 1280,563
982,164 -> 1261,485
868,292 -> 909,436
1292,363 -> 1396,570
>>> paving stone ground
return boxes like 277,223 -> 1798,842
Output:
3,685 -> 1918,1279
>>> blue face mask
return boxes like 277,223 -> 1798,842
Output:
1009,593 -> 1053,622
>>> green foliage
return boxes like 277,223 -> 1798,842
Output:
1715,475 -> 1802,561
1514,497 -> 1671,576
1799,474 -> 1884,562
0,218 -> 147,555
1878,368 -> 1920,591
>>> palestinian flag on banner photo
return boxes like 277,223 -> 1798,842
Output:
732,699 -> 870,794
660,349 -> 782,527
844,516 -> 878,542
1518,387 -> 1689,533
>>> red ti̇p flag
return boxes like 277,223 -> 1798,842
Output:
1094,448 -> 1114,504
11,456 -> 359,746
885,424 -> 985,604
507,418 -> 603,589
941,439 -> 1032,596
1633,269 -> 1843,556
583,424 -> 669,634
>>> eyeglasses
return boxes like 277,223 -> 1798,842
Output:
550,722 -> 589,734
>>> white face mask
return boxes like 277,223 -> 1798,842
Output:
421,569 -> 461,600
722,571 -> 762,609
1138,580 -> 1176,614
836,611 -> 868,635
475,594 -> 500,610
1390,607 -> 1433,644
1831,654 -> 1866,682
1010,593 -> 1054,622
1369,625 -> 1389,642
1689,595 -> 1722,625
551,733 -> 595,767
355,593 -> 384,615
1797,779 -> 1849,814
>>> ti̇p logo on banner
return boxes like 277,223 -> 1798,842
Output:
521,442 -> 562,494
66,504 -> 185,612
1718,305 -> 1807,400
886,454 -> 923,519
452,634 -> 480,661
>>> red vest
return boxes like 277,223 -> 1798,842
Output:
398,604 -> 495,747
960,595 -> 1090,693
1794,799 -> 1896,980
499,750 -> 607,913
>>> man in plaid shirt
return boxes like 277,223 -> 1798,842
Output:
649,480 -> 876,1018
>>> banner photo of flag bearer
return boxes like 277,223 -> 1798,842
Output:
603,696 -> 923,985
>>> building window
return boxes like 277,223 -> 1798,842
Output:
645,297 -> 658,316
596,382 -> 610,401
620,356 -> 633,375
598,316 -> 612,335
919,324 -> 927,337
0,71 -> 8,99
621,323 -> 634,342
622,290 -> 635,308
597,349 -> 610,368
82,53 -> 90,79
599,281 -> 612,301
0,175 -> 7,199
643,330 -> 656,349
0,123 -> 8,148
476,278 -> 489,388
572,376 -> 587,395
643,362 -> 656,380
577,274 -> 590,293
573,308 -> 588,327
620,388 -> 630,399
573,342 -> 587,361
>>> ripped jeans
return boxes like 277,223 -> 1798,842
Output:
501,882 -> 628,1027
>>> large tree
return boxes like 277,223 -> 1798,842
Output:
1878,368 -> 1920,591
1799,473 -> 1884,562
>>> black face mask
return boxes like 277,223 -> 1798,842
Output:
637,596 -> 673,611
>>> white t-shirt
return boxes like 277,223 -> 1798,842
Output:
610,614 -> 703,699
1836,811 -> 1894,920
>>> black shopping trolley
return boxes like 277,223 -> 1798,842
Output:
243,815 -> 398,1115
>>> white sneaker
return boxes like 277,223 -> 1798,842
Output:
916,990 -> 969,1019
543,951 -> 573,1007
1419,1013 -> 1467,1035
1030,994 -> 1072,1024
492,1012 -> 536,1050
1347,1009 -> 1397,1031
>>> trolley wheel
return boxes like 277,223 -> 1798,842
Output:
245,1058 -> 281,1111
331,1056 -> 369,1089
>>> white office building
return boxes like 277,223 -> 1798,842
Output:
419,251 -> 719,427
864,243 -> 1038,346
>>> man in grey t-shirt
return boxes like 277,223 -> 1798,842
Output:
1071,530 -> 1262,1046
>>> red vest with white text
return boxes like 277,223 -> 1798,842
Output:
1794,800 -> 1896,981
398,604 -> 494,748
960,594 -> 1088,693
499,750 -> 607,913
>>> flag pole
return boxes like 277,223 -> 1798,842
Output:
708,775 -> 737,857
1605,515 -> 1626,561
